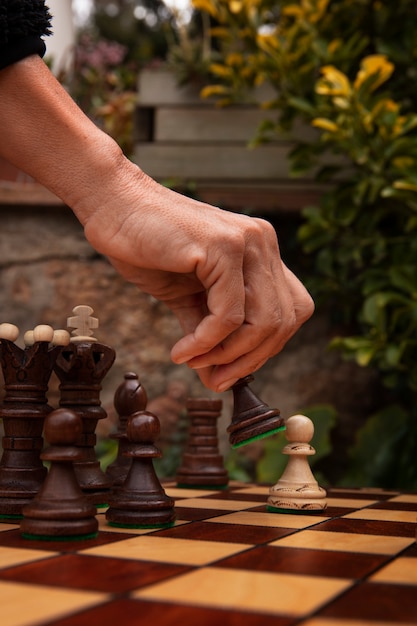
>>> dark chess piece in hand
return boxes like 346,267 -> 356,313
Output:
0,323 -> 70,517
176,397 -> 228,488
106,408 -> 176,529
106,372 -> 148,487
20,408 -> 98,540
227,375 -> 285,448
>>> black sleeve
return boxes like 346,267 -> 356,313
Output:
0,1 -> 52,71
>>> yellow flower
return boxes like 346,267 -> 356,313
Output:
364,99 -> 398,131
393,116 -> 409,136
373,99 -> 399,115
282,4 -> 302,18
256,33 -> 280,54
191,0 -> 219,19
226,52 -> 244,66
209,26 -> 230,39
332,97 -> 350,109
328,39 -> 341,54
229,0 -> 242,13
393,179 -> 417,192
209,63 -> 233,77
392,157 -> 415,170
312,118 -> 338,132
316,66 -> 351,97
308,0 -> 331,23
200,84 -> 230,99
283,0 -> 329,21
354,55 -> 394,92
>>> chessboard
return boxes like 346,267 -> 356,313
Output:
0,482 -> 416,626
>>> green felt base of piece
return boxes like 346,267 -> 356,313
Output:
21,531 -> 99,541
107,520 -> 176,530
266,505 -> 324,515
231,424 -> 286,449
0,514 -> 23,520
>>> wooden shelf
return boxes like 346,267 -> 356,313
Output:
0,182 -> 64,207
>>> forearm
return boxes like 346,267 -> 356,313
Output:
0,54 -> 314,389
0,55 -> 137,225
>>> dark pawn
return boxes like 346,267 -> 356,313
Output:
106,372 -> 148,487
227,375 -> 285,448
106,410 -> 176,529
20,408 -> 98,541
176,397 -> 228,488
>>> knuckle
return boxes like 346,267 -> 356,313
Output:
224,310 -> 245,330
251,217 -> 277,241
298,292 -> 315,323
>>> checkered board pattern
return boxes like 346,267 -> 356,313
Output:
0,482 -> 416,626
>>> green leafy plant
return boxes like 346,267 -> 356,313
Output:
184,0 -> 417,487
298,57 -> 417,390
165,8 -> 215,86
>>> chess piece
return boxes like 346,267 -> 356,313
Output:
20,408 -> 98,540
0,323 -> 70,518
106,372 -> 148,487
267,414 -> 327,512
67,305 -> 99,341
176,397 -> 228,488
54,305 -> 116,505
227,375 -> 285,448
146,379 -> 189,452
106,408 -> 176,528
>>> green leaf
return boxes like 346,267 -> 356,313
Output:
341,405 -> 410,488
287,96 -> 316,116
388,266 -> 417,295
356,344 -> 378,366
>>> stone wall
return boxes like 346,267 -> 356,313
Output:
0,183 -> 383,485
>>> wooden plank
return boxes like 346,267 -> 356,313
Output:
194,182 -> 326,212
134,143 -> 299,180
137,69 -> 275,106
155,107 -> 274,142
0,182 -> 63,207
154,107 -> 319,143
138,69 -> 204,106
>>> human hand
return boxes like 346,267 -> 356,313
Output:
0,56 -> 313,392
82,168 -> 314,392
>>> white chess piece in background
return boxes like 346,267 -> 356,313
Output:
268,414 -> 327,512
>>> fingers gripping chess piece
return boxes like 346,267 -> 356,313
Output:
227,375 -> 285,448
267,414 -> 327,512
0,323 -> 70,517
20,408 -> 98,540
106,372 -> 148,487
106,408 -> 176,529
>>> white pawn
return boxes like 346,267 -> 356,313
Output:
267,414 -> 327,512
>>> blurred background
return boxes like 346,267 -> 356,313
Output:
1,0 -> 416,490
